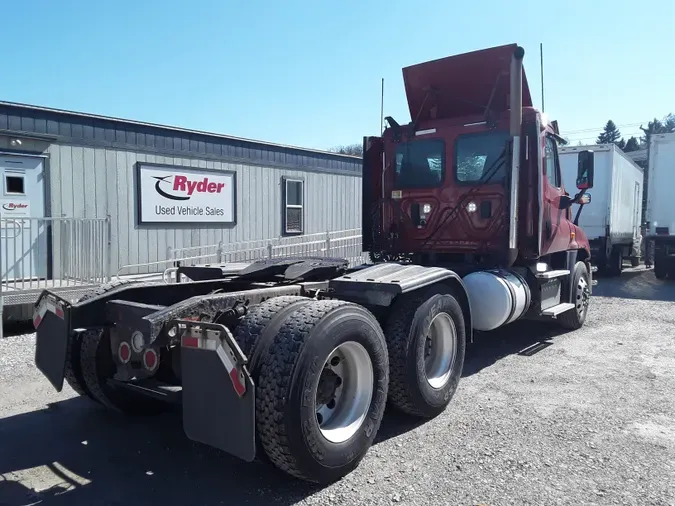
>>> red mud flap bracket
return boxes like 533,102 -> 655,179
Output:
172,319 -> 256,463
33,291 -> 71,391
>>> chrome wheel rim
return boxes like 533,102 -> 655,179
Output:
576,275 -> 590,318
424,312 -> 457,390
315,341 -> 373,444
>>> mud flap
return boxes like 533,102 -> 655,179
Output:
175,319 -> 256,462
33,292 -> 71,392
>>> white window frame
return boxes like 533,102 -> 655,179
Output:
4,173 -> 26,196
283,177 -> 304,235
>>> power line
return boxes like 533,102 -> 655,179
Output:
561,121 -> 650,135
566,129 -> 644,138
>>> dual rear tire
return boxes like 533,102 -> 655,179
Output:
65,284 -> 467,484
62,280 -> 167,415
237,287 -> 466,483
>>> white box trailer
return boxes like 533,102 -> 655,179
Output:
646,132 -> 675,280
559,144 -> 644,276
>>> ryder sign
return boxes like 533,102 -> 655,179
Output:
137,163 -> 236,224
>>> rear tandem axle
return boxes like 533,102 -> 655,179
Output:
32,256 -> 589,484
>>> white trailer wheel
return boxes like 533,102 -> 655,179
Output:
424,312 -> 458,390
315,341 -> 374,444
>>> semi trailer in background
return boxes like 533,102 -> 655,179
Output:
31,43 -> 597,484
645,132 -> 675,279
559,144 -> 644,276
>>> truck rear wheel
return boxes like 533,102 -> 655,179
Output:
233,295 -> 313,462
234,295 -> 313,372
63,332 -> 97,401
61,279 -> 139,400
79,329 -> 167,415
384,286 -> 466,419
255,299 -> 389,484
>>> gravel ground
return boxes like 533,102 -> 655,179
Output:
1,266 -> 674,506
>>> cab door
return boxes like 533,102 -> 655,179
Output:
541,134 -> 571,255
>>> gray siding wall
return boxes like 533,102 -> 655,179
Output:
47,143 -> 362,274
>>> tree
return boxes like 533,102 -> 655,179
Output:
624,136 -> 640,152
617,138 -> 626,150
639,114 -> 675,147
329,144 -> 363,156
596,120 -> 622,145
640,118 -> 664,146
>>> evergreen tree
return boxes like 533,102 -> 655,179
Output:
617,138 -> 626,150
664,113 -> 675,133
596,120 -> 622,145
640,118 -> 664,146
624,137 -> 640,152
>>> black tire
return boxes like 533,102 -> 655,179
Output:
607,247 -> 623,277
62,278 -> 138,400
77,278 -> 138,302
63,331 -> 97,400
255,299 -> 389,484
233,296 -> 313,369
232,295 -> 314,462
654,257 -> 667,280
630,256 -> 640,267
558,261 -> 591,330
383,285 -> 466,419
79,328 -> 167,415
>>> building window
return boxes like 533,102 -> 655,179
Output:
283,178 -> 304,235
5,175 -> 25,195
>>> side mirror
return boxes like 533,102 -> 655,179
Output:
576,150 -> 594,190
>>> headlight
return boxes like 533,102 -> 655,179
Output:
466,201 -> 477,213
422,203 -> 432,214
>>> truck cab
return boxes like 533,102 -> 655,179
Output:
362,44 -> 592,273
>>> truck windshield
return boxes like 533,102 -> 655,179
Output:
455,130 -> 511,184
394,138 -> 445,188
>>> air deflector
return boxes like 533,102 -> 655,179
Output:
402,43 -> 533,122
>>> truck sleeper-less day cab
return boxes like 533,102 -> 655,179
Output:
32,44 -> 595,485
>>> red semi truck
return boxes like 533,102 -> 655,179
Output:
31,43 -> 595,484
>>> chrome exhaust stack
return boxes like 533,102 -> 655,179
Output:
507,46 -> 525,264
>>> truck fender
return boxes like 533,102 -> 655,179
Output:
329,263 -> 472,342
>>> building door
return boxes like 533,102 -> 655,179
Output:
0,154 -> 47,282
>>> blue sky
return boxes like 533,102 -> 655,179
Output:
3,0 -> 673,150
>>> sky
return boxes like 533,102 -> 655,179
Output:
2,0 -> 673,151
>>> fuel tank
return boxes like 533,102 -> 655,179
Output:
461,269 -> 531,331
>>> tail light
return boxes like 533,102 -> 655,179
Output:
143,349 -> 159,372
118,342 -> 131,364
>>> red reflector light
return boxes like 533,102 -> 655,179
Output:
118,342 -> 131,364
229,368 -> 246,397
143,349 -> 158,371
181,336 -> 200,348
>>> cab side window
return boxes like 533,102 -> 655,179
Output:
544,136 -> 561,188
